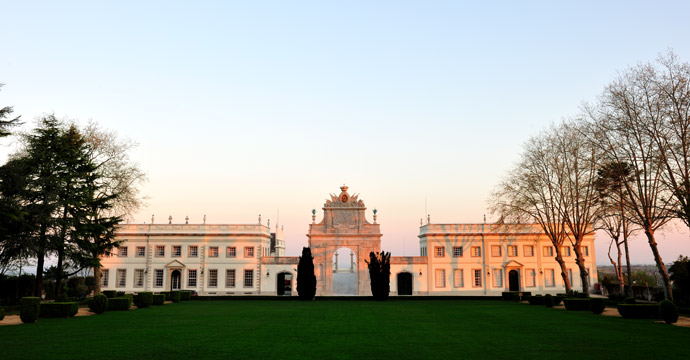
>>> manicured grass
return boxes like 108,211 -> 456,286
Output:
1,299 -> 687,359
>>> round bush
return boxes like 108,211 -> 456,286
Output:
659,300 -> 679,324
589,298 -> 605,315
134,292 -> 153,308
88,294 -> 108,314
19,297 -> 41,323
544,294 -> 554,308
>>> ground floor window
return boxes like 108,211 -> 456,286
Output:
134,269 -> 144,287
116,269 -> 126,288
155,269 -> 164,287
526,269 -> 536,287
188,269 -> 197,287
101,269 -> 109,287
473,269 -> 482,287
453,269 -> 464,288
435,269 -> 446,288
568,269 -> 574,287
244,270 -> 253,287
208,269 -> 218,287
226,269 -> 236,287
545,269 -> 555,287
493,269 -> 503,287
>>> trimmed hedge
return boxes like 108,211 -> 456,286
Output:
88,294 -> 108,314
20,297 -> 41,323
553,296 -> 563,306
544,294 -> 554,308
528,295 -> 544,305
0,306 -> 5,320
152,294 -> 166,305
502,291 -> 531,301
134,292 -> 153,308
617,304 -> 660,319
169,291 -> 181,303
659,300 -> 679,324
589,298 -> 605,314
107,297 -> 132,311
102,290 -> 117,298
563,298 -> 590,311
39,302 -> 79,318
180,291 -> 192,301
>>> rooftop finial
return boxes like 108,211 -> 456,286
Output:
169,215 -> 172,224
203,215 -> 206,224
151,214 -> 155,224
185,216 -> 189,224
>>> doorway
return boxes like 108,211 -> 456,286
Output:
397,272 -> 413,295
171,270 -> 181,290
277,272 -> 292,296
332,247 -> 356,295
508,270 -> 519,291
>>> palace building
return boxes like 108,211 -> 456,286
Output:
100,186 -> 597,296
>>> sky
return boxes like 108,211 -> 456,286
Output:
2,1 -> 690,265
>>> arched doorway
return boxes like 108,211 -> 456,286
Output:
397,272 -> 413,295
171,270 -> 181,290
332,247 -> 356,295
277,272 -> 292,296
508,270 -> 519,291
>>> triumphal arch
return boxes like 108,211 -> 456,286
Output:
307,186 -> 382,296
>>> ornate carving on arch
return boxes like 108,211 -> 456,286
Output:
324,185 -> 365,208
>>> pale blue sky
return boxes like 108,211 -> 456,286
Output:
2,1 -> 690,264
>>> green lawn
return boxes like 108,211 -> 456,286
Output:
1,299 -> 687,359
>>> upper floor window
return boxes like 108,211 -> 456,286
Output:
452,246 -> 463,257
562,246 -> 571,257
226,246 -> 236,258
507,245 -> 518,257
172,245 -> 182,257
583,246 -> 589,256
119,247 -> 128,257
244,247 -> 254,258
523,245 -> 534,257
491,245 -> 501,257
543,246 -> 554,257
155,245 -> 165,257
435,247 -> 445,257
471,246 -> 481,257
136,246 -> 145,257
188,245 -> 198,257
209,246 -> 219,257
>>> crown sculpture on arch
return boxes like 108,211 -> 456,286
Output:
324,185 -> 365,208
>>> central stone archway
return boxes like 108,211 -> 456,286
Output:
332,247 -> 357,295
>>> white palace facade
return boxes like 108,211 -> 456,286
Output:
100,186 -> 597,296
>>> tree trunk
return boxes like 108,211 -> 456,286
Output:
644,227 -> 673,301
623,233 -> 633,297
33,222 -> 47,298
93,264 -> 102,295
55,247 -> 64,299
573,244 -> 589,296
554,250 -> 571,292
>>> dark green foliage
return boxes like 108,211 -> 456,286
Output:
19,297 -> 40,323
616,304 -> 660,319
180,291 -> 192,301
624,297 -> 636,304
669,255 -> 690,306
563,298 -> 590,311
365,251 -> 391,301
102,290 -> 116,298
297,247 -> 317,300
66,277 -> 90,299
502,291 -> 532,301
116,291 -> 126,297
107,297 -> 131,311
88,294 -> 107,314
589,298 -> 605,314
553,296 -> 563,306
133,292 -> 153,308
39,302 -> 78,317
528,295 -> 544,305
659,300 -> 679,324
169,291 -> 181,303
544,294 -> 554,308
152,294 -> 165,305
608,294 -> 626,302
0,306 -> 4,320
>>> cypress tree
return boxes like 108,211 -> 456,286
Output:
366,251 -> 391,300
297,247 -> 316,300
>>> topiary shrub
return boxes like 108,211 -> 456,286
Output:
624,297 -> 636,304
19,297 -> 41,323
180,291 -> 192,301
563,298 -> 590,311
152,294 -> 165,305
589,298 -> 605,315
617,304 -> 660,319
88,294 -> 108,314
528,295 -> 544,305
544,294 -> 554,308
102,290 -> 117,298
0,306 -> 5,320
39,302 -> 79,317
659,300 -> 679,324
133,292 -> 153,308
168,291 -> 181,303
107,297 -> 132,311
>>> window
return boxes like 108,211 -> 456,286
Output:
545,269 -> 555,287
226,269 -> 236,287
244,270 -> 254,287
471,246 -> 481,257
453,269 -> 464,288
493,269 -> 503,287
119,246 -> 128,257
101,269 -> 109,287
244,247 -> 254,258
136,246 -> 145,257
208,269 -> 218,287
491,245 -> 501,257
568,269 -> 574,287
172,245 -> 181,257
507,245 -> 518,257
583,246 -> 589,256
226,246 -> 236,258
134,269 -> 144,287
452,246 -> 463,257
435,269 -> 446,288
435,246 -> 445,257
209,246 -> 219,257
188,269 -> 197,287
473,269 -> 482,287
526,269 -> 536,287
562,246 -> 571,257
154,269 -> 164,287
156,245 -> 165,257
523,245 -> 534,257
188,245 -> 198,257
543,246 -> 554,257
116,269 -> 126,288
421,247 -> 426,256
